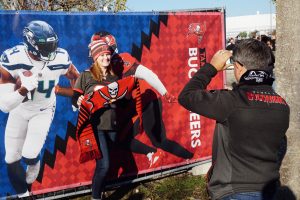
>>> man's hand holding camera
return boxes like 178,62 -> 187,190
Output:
210,50 -> 232,71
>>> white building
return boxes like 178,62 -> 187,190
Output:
226,12 -> 276,38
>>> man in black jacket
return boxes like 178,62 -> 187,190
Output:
178,39 -> 290,200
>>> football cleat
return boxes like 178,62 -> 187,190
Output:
147,150 -> 163,168
26,160 -> 41,184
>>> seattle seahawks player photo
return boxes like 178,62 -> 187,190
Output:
0,20 -> 79,197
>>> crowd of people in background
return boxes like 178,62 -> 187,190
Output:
226,34 -> 276,51
226,34 -> 276,75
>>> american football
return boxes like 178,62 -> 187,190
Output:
15,70 -> 33,90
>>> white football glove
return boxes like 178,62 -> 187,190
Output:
18,71 -> 38,92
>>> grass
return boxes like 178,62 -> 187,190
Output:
71,172 -> 209,200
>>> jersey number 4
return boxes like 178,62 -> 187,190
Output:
37,80 -> 55,98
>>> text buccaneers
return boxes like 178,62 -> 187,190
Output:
187,47 -> 206,148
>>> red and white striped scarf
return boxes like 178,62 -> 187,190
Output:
76,76 -> 142,163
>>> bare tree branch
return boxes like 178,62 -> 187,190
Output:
0,0 -> 128,12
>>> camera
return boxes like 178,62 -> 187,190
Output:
225,56 -> 234,68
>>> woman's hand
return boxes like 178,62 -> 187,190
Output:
77,95 -> 84,107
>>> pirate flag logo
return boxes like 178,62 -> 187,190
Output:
99,81 -> 128,104
187,22 -> 206,44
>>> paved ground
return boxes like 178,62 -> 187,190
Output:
224,67 -> 236,89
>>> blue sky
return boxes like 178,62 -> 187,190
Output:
125,0 -> 276,17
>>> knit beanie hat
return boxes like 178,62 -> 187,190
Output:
90,32 -> 118,55
88,39 -> 111,61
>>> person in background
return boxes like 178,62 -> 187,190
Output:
261,35 -> 274,50
178,39 -> 290,200
261,35 -> 276,74
225,37 -> 236,51
0,20 -> 79,197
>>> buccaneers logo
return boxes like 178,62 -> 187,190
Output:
99,81 -> 127,104
187,22 -> 206,44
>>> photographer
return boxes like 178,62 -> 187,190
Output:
261,35 -> 276,75
178,39 -> 290,200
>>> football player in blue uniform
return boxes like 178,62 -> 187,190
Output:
0,20 -> 79,197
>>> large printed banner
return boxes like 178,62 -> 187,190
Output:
0,10 -> 225,197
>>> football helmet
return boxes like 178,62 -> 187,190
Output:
23,20 -> 58,61
91,31 -> 118,55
